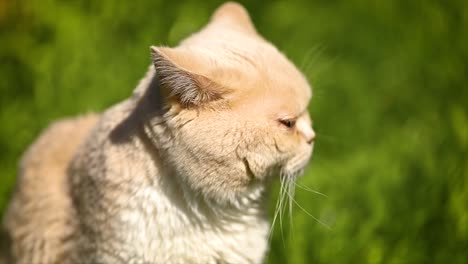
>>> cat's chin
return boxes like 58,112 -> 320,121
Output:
279,166 -> 305,181
282,153 -> 313,179
284,168 -> 306,179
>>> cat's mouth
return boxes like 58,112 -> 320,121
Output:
282,152 -> 312,179
282,165 -> 306,180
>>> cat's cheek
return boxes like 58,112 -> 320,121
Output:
297,145 -> 314,172
274,134 -> 302,156
277,139 -> 312,174
244,155 -> 270,180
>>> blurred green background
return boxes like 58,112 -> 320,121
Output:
0,0 -> 467,263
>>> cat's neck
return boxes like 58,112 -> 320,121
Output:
93,77 -> 270,225
109,165 -> 269,263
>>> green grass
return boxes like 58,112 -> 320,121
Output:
1,0 -> 467,263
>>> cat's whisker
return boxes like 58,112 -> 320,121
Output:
314,132 -> 338,142
304,47 -> 327,78
269,184 -> 282,234
268,202 -> 279,241
299,46 -> 325,74
291,196 -> 332,230
294,182 -> 328,198
268,174 -> 286,242
299,48 -> 316,72
277,174 -> 288,246
287,176 -> 296,233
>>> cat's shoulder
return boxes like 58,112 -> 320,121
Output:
19,113 -> 99,182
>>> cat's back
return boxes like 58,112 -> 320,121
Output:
3,114 -> 99,264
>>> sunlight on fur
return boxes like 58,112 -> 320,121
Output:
4,2 -> 317,263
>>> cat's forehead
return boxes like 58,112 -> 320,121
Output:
178,13 -> 311,112
187,37 -> 309,88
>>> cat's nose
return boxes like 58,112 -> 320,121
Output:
296,119 -> 315,144
305,129 -> 316,144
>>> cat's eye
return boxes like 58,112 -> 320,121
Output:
279,119 -> 296,128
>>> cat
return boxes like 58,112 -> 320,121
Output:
3,2 -> 315,263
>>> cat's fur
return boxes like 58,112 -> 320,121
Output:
3,2 -> 315,263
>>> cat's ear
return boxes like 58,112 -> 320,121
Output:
150,46 -> 225,107
211,2 -> 257,35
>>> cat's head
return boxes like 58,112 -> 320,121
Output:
148,2 -> 314,204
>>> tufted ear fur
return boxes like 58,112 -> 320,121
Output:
150,46 -> 225,107
211,2 -> 257,35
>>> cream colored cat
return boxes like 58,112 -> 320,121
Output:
3,2 -> 315,263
